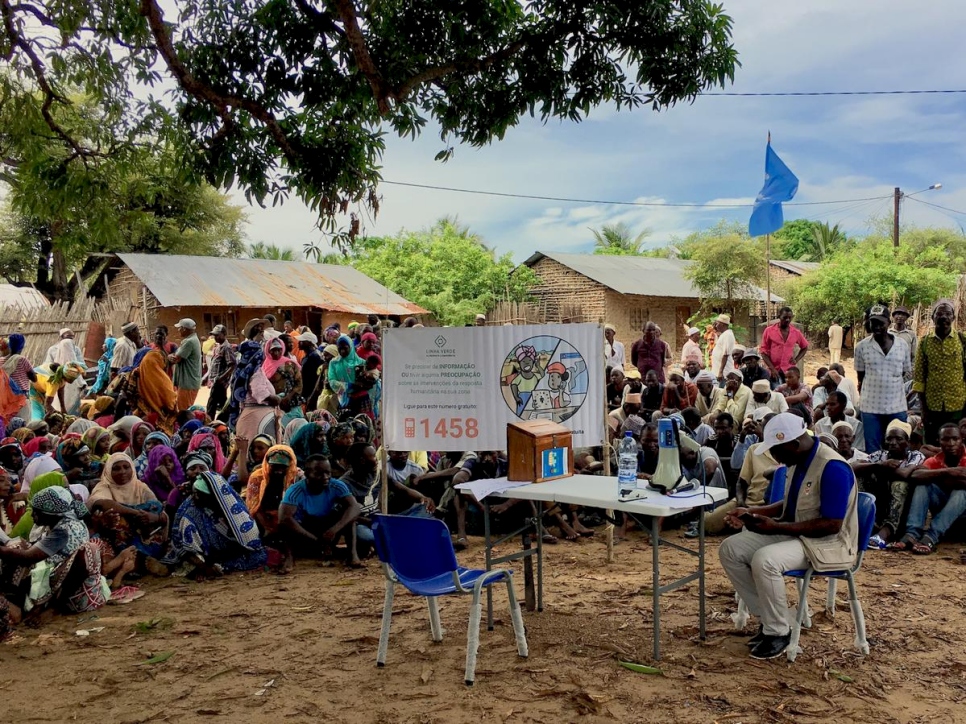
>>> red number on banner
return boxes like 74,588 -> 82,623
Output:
420,419 -> 430,437
465,418 -> 479,438
450,419 -> 464,438
434,419 -> 449,438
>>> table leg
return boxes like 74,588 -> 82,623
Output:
536,512 -> 544,612
651,515 -> 661,661
699,505 -> 707,641
484,499 -> 494,630
522,531 -> 535,613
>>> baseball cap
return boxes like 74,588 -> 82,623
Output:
755,413 -> 807,455
211,324 -> 227,335
296,331 -> 319,344
176,318 -> 197,330
868,304 -> 890,324
892,306 -> 911,317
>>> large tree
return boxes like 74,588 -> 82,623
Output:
0,0 -> 738,249
682,233 -> 765,312
343,217 -> 536,326
591,222 -> 651,255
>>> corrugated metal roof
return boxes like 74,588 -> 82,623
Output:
0,284 -> 49,309
769,259 -> 820,276
116,254 -> 428,316
523,252 -> 782,302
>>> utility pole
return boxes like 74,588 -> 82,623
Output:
893,187 -> 901,248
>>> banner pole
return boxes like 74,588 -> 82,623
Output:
601,324 -> 615,562
379,325 -> 389,514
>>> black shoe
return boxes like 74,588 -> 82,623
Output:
746,624 -> 765,648
750,633 -> 791,660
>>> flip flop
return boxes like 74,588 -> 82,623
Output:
110,586 -> 145,605
453,537 -> 469,551
541,533 -> 558,545
911,539 -> 936,555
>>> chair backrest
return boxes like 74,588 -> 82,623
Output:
765,465 -> 788,505
371,514 -> 460,582
855,491 -> 876,553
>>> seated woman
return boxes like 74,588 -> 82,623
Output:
133,430 -> 170,480
126,421 -> 155,464
0,486 -> 107,639
82,426 -> 112,465
87,453 -> 168,574
56,437 -> 103,491
186,431 -> 226,478
289,422 -> 330,467
279,456 -> 361,571
165,451 -> 212,521
167,472 -> 266,580
143,445 -> 185,505
244,444 -> 300,543
228,434 -> 273,493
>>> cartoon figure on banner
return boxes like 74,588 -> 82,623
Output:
501,336 -> 588,423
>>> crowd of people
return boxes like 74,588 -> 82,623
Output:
1,301 -> 964,659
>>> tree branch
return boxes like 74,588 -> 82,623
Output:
330,0 -> 391,114
139,0 -> 301,168
394,40 -> 527,100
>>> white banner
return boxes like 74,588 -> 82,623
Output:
383,324 -> 604,451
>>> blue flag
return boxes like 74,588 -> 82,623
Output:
748,140 -> 799,237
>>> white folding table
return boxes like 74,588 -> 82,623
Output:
461,475 -> 729,660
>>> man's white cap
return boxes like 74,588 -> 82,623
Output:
175,318 -> 196,330
296,331 -> 319,344
687,327 -> 700,336
755,412 -> 807,455
751,406 -> 773,422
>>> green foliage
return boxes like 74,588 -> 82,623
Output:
683,234 -> 766,309
0,0 -> 738,247
591,223 -> 650,255
784,239 -> 956,330
248,242 -> 298,261
345,218 -> 535,326
774,219 -> 820,260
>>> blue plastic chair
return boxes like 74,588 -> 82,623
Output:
371,514 -> 528,685
784,492 -> 876,662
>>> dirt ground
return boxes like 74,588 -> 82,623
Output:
3,520 -> 965,724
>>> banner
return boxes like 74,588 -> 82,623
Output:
383,324 -> 604,451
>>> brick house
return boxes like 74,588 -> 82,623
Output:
769,259 -> 819,287
93,254 -> 428,341
519,252 -> 781,352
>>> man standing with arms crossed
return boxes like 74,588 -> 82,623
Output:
760,307 -> 809,387
170,319 -> 203,412
710,314 -> 736,385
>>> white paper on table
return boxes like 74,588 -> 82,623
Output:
455,479 -> 531,501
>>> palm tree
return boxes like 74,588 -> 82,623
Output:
248,242 -> 298,261
590,222 -> 651,255
808,222 -> 845,261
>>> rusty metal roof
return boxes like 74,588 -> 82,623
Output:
116,254 -> 428,316
769,259 -> 820,276
523,252 -> 782,302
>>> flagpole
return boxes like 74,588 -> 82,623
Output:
765,233 -> 772,319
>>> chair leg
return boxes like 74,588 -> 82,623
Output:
377,580 -> 394,667
797,579 -> 812,629
786,571 -> 813,663
732,595 -> 750,629
826,579 -> 838,618
505,577 -> 529,658
846,574 -> 870,655
427,597 -> 443,642
464,588 -> 484,686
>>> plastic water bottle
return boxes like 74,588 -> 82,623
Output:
617,431 -> 638,497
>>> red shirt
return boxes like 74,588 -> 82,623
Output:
631,338 -> 669,383
923,450 -> 966,469
760,324 -> 809,373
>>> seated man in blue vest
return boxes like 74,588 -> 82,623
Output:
719,413 -> 859,659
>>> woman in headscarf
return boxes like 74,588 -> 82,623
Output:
12,427 -> 34,446
142,444 -> 184,502
55,437 -> 102,490
133,430 -> 171,480
65,417 -> 96,437
10,470 -> 69,538
229,336 -> 278,439
327,422 -> 355,479
23,435 -> 51,462
21,449 -> 61,492
167,472 -> 266,580
0,485 -> 106,636
124,350 -> 177,434
126,421 -> 154,462
88,453 -> 167,561
326,335 -> 364,413
187,431 -> 226,476
263,337 -> 303,423
289,422 -> 329,467
29,362 -> 84,420
88,395 -> 116,427
0,334 -> 34,422
91,338 -> 116,395
357,332 -> 379,362
82,427 -> 111,464
284,417 -> 308,445
244,444 -> 299,540
0,438 -> 24,491
45,412 -> 67,437
165,450 -> 212,521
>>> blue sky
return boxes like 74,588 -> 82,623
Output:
238,0 -> 966,260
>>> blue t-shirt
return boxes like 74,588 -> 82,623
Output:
784,441 -> 854,521
281,479 -> 352,520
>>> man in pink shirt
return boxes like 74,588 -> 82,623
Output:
760,307 -> 809,386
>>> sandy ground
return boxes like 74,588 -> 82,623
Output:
3,521 -> 965,724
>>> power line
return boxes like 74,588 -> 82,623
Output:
905,196 -> 966,216
381,180 -> 890,209
705,89 -> 966,97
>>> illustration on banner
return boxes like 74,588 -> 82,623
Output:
501,336 -> 588,422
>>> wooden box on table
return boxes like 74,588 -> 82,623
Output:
506,420 -> 573,483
